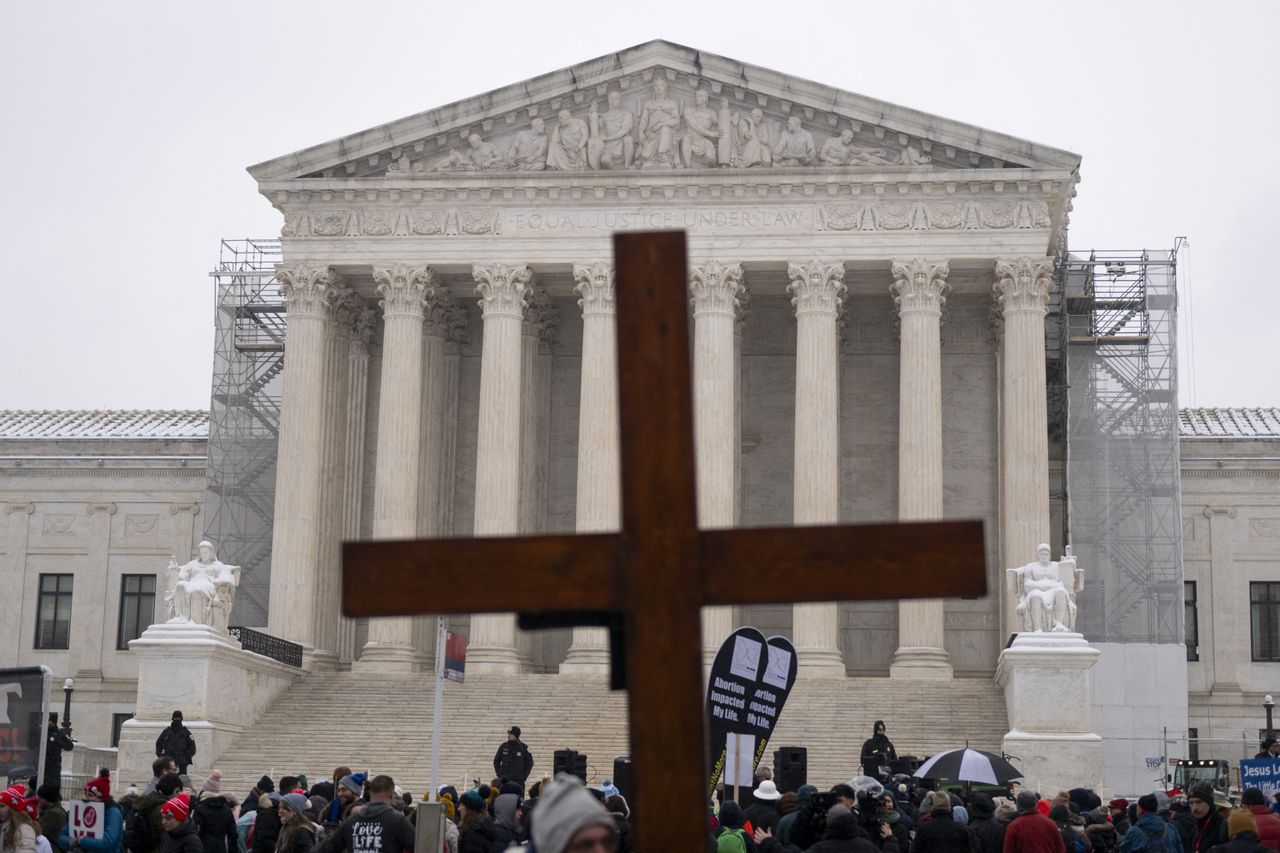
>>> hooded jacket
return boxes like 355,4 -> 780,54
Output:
329,803 -> 414,853
1119,813 -> 1184,853
1246,806 -> 1280,850
861,722 -> 898,777
1004,810 -> 1068,853
160,821 -> 204,853
808,814 -> 883,853
491,793 -> 521,848
913,809 -> 973,853
969,794 -> 1006,853
155,723 -> 197,770
1208,831 -> 1270,853
193,794 -> 238,853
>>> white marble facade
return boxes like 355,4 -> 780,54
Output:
250,40 -> 1079,677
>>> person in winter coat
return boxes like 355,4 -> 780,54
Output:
274,795 -> 316,853
318,776 -> 414,853
1239,790 -> 1280,850
456,791 -> 500,853
1048,805 -> 1090,853
797,806 -> 882,853
34,786 -> 66,853
913,792 -> 972,853
252,794 -> 282,853
745,781 -> 784,837
1,785 -> 40,853
1119,795 -> 1183,853
1085,821 -> 1119,853
59,777 -> 123,853
129,775 -> 183,853
715,801 -> 759,853
194,773 -> 239,853
1004,792 -> 1067,853
970,793 -> 1007,853
1187,786 -> 1228,853
775,785 -> 817,850
1210,810 -> 1272,853
1108,802 -> 1131,838
490,792 -> 521,848
159,796 -> 202,853
492,727 -> 534,790
605,794 -> 632,853
861,722 -> 899,782
155,713 -> 197,776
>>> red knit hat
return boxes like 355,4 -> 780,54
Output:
0,785 -> 26,811
161,793 -> 191,821
1036,799 -> 1051,816
85,776 -> 111,800
23,797 -> 40,820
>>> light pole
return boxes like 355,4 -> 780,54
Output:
1265,694 -> 1275,743
62,676 -> 74,722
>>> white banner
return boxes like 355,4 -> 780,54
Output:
68,801 -> 105,839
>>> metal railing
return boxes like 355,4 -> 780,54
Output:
229,626 -> 303,667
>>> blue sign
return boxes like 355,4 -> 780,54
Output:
1240,758 -> 1280,794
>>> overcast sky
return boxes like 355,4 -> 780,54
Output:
2,1 -> 1277,410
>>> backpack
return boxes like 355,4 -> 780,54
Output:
125,806 -> 158,853
716,827 -> 748,853
1142,826 -> 1169,853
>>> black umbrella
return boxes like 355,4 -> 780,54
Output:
913,748 -> 1023,786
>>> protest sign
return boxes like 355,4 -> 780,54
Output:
69,800 -> 105,839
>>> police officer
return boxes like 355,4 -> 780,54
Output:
493,725 -> 534,790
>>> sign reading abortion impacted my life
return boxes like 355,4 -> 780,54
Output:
1241,758 -> 1280,794
705,626 -> 798,800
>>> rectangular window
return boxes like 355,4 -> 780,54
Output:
1185,581 -> 1200,661
35,574 -> 73,649
1251,582 -> 1280,661
1188,727 -> 1199,761
111,713 -> 133,748
117,574 -> 157,649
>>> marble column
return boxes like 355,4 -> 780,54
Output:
338,309 -> 376,664
466,263 -> 531,674
1,504 -> 34,651
359,264 -> 434,671
77,502 -> 116,678
995,258 -> 1054,637
561,263 -> 619,674
268,264 -> 341,650
690,261 -> 744,661
312,287 -> 358,670
788,261 -> 848,677
889,258 -> 955,679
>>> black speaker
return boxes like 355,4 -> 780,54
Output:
611,756 -> 632,802
554,749 -> 588,782
773,746 -> 807,793
889,756 -> 919,776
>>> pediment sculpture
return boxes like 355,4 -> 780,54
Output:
164,540 -> 240,634
410,80 -> 950,175
1008,544 -> 1084,633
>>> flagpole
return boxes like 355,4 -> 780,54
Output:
429,615 -> 445,800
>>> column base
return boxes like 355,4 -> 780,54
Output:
353,644 -> 420,673
466,645 -> 525,675
308,649 -> 342,672
889,647 -> 954,679
1001,732 -> 1104,793
796,647 -> 847,679
559,647 -> 611,676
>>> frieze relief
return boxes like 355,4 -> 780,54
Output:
281,199 -> 1050,240
42,514 -> 76,535
308,73 -> 1021,179
1251,519 -> 1280,541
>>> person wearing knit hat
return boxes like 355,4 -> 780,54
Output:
0,785 -> 40,853
912,789 -> 971,853
60,775 -> 124,853
35,783 -> 67,851
192,771 -> 237,853
1206,809 -> 1270,853
1188,784 -> 1228,853
273,794 -> 315,853
159,795 -> 200,853
530,773 -> 617,853
324,775 -> 415,853
457,785 -> 500,852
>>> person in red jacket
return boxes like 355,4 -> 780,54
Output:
1004,792 -> 1067,853
1241,789 -> 1280,850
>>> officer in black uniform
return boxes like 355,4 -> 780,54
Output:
493,725 -> 534,791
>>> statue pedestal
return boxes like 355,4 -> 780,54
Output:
995,632 -> 1104,793
116,622 -> 300,785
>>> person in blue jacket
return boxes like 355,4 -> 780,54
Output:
59,776 -> 122,853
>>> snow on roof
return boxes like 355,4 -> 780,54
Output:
0,410 -> 209,439
1179,408 -> 1280,439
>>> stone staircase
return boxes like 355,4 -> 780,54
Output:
202,671 -> 1007,797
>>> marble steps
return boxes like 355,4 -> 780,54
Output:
207,672 -> 1007,796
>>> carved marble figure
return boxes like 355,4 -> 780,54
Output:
773,116 -> 816,166
1008,544 -> 1083,633
681,90 -> 725,168
819,129 -> 857,166
898,145 -> 932,166
165,540 -> 240,633
547,109 -> 589,171
435,133 -> 504,171
508,118 -> 549,171
636,78 -> 681,169
728,107 -> 771,168
587,91 -> 635,170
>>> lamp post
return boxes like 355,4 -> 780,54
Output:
1265,694 -> 1275,743
62,676 -> 74,722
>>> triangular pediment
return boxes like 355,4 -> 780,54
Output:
249,40 -> 1079,182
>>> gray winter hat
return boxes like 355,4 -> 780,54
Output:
531,773 -> 615,853
281,793 -> 310,819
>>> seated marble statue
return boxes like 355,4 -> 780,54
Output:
508,118 -> 549,171
546,109 -> 589,171
819,130 -> 858,166
728,108 -> 771,168
1008,544 -> 1083,633
166,540 -> 240,633
435,133 -> 504,171
772,116 -> 816,167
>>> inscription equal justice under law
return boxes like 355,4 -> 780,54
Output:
511,207 -> 815,232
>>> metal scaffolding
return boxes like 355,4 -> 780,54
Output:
203,238 -> 284,627
1063,248 -> 1183,644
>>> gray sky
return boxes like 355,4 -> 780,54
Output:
2,0 -> 1277,410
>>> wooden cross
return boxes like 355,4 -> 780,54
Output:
343,232 -> 986,850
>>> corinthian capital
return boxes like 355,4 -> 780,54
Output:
890,258 -> 950,316
787,261 -> 846,317
993,257 -> 1053,315
573,263 -> 616,317
424,287 -> 467,341
524,286 -> 559,343
372,263 -> 435,318
689,261 -> 744,317
330,285 -> 364,330
473,264 -> 532,319
277,264 -> 343,318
